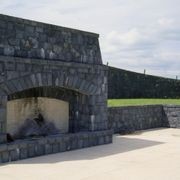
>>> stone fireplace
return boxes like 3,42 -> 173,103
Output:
0,14 -> 112,163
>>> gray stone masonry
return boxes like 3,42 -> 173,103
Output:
108,105 -> 164,134
163,105 -> 180,128
0,14 -> 102,64
108,105 -> 180,134
0,55 -> 108,138
0,14 -> 111,163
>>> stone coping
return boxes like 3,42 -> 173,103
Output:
0,14 -> 99,38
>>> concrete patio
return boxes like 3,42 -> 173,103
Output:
0,128 -> 180,180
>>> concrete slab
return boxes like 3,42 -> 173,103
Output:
0,128 -> 180,180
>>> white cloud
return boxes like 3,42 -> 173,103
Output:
158,18 -> 174,27
106,29 -> 141,46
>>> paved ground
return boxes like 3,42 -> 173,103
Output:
0,128 -> 180,180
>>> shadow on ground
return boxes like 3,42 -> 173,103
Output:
8,135 -> 164,165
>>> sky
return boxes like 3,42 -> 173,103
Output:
0,0 -> 180,78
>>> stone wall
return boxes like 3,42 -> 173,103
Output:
0,14 -> 102,64
108,66 -> 180,99
108,105 -> 180,134
163,105 -> 180,128
108,105 -> 165,134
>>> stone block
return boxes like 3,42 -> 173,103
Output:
36,27 -> 43,33
16,63 -> 26,71
18,78 -> 27,90
78,139 -> 84,149
7,71 -> 19,80
0,106 -> 6,121
71,138 -> 78,150
98,136 -> 104,145
8,38 -> 20,46
47,73 -> 52,86
9,149 -> 19,161
5,61 -> 15,71
0,20 -> 6,28
16,31 -> 24,39
4,46 -> 14,56
1,151 -> 9,163
67,76 -> 74,88
30,74 -> 37,87
0,144 -> 7,152
36,144 -> 45,156
59,141 -> 66,152
52,143 -> 59,153
72,76 -> 78,88
0,62 -> 4,72
12,79 -> 23,92
36,73 -> 43,86
45,144 -> 53,154
28,143 -> 36,158
24,76 -> 33,89
6,81 -> 16,93
58,73 -> 64,87
47,136 -> 56,144
20,148 -> 28,159
83,138 -> 89,148
41,73 -> 48,86
0,133 -> 6,143
25,25 -> 34,33
32,64 -> 42,72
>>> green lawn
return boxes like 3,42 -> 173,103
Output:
108,99 -> 180,107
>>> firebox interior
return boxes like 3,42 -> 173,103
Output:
7,97 -> 69,139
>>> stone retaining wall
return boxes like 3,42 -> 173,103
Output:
163,105 -> 180,128
108,105 -> 164,134
108,66 -> 180,99
108,105 -> 180,134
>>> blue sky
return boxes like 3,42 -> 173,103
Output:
1,0 -> 180,78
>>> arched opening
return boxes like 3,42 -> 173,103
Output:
6,86 -> 88,140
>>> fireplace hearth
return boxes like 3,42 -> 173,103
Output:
0,14 -> 112,163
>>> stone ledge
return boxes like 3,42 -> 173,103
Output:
0,14 -> 99,38
0,130 -> 113,163
0,55 -> 105,70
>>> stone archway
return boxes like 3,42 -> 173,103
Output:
0,72 -> 98,96
0,72 -> 98,143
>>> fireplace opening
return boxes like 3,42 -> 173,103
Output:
7,97 -> 69,140
5,86 -> 91,142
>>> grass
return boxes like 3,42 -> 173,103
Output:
108,99 -> 180,107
